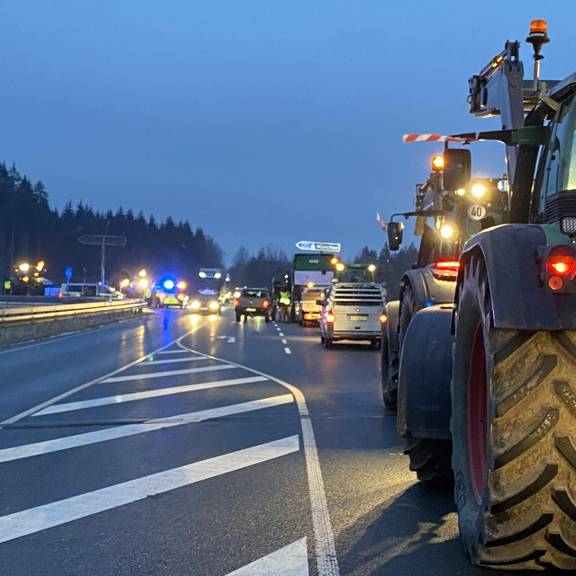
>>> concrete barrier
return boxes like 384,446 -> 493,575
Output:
0,300 -> 146,347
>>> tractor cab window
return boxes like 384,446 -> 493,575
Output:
542,95 -> 576,201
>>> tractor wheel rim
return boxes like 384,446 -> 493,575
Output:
468,322 -> 488,504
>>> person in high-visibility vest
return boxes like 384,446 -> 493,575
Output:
279,290 -> 291,322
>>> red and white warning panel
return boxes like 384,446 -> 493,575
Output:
402,133 -> 468,143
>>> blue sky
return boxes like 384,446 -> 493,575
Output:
1,1 -> 575,262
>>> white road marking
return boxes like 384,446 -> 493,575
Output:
0,395 -> 293,463
0,436 -> 300,545
102,364 -> 234,383
284,348 -> 292,355
0,322 -> 209,427
281,339 -> 288,345
178,344 -> 340,576
217,336 -> 236,343
279,332 -> 285,337
157,349 -> 195,355
226,538 -> 309,575
136,356 -> 206,366
33,376 -> 267,417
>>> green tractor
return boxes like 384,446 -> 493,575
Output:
396,20 -> 576,570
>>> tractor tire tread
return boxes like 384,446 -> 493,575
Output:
454,255 -> 576,570
404,438 -> 452,483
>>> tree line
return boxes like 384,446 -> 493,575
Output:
0,162 -> 223,285
353,244 -> 418,298
0,161 -> 417,291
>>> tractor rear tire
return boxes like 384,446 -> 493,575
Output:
381,301 -> 400,409
405,437 -> 452,483
452,255 -> 576,571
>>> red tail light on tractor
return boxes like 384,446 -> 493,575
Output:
431,259 -> 460,280
545,245 -> 576,292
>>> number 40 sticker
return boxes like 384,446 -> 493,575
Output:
468,204 -> 487,221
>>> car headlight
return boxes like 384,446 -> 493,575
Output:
209,300 -> 219,310
190,300 -> 200,309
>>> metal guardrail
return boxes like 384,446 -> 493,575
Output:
0,299 -> 145,324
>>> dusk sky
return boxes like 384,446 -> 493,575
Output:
1,1 -> 574,263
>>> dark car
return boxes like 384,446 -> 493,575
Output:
234,288 -> 272,322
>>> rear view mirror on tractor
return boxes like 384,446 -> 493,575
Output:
387,221 -> 404,251
442,148 -> 471,191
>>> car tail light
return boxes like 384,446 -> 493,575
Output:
233,298 -> 239,306
261,299 -> 269,308
545,245 -> 576,291
432,259 -> 460,280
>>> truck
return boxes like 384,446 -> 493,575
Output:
395,20 -> 576,570
291,253 -> 335,322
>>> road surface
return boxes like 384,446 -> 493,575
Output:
0,308 -> 494,575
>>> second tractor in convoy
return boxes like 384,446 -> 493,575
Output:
380,154 -> 506,407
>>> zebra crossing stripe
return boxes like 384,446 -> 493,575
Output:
0,436 -> 300,545
33,376 -> 268,417
226,538 -> 308,575
136,356 -> 206,366
0,395 -> 294,463
102,364 -> 235,383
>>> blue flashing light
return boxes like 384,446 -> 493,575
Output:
163,278 -> 176,291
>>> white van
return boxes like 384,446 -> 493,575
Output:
59,283 -> 124,299
319,283 -> 386,348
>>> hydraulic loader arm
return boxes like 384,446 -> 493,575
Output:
467,41 -> 528,183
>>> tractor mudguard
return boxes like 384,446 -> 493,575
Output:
397,305 -> 453,440
460,223 -> 576,330
403,267 -> 456,308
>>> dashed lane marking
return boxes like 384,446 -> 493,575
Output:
0,436 -> 300,545
284,348 -> 292,355
102,364 -> 234,383
33,376 -> 268,417
281,339 -> 288,345
0,394 -> 293,464
278,332 -> 285,337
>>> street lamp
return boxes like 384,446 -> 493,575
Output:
367,264 -> 377,273
17,262 -> 30,273
138,268 -> 147,278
